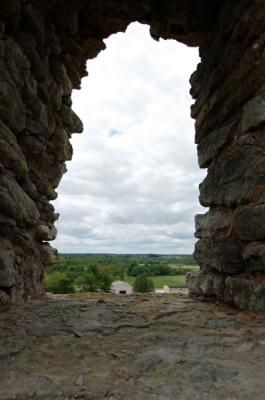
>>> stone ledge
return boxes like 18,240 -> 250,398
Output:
187,271 -> 265,312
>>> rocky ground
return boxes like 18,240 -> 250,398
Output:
1,293 -> 265,400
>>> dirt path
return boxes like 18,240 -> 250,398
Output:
1,293 -> 265,399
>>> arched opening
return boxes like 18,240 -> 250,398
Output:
43,23 -> 204,294
54,22 -> 203,255
0,0 -> 265,311
3,1 -> 265,397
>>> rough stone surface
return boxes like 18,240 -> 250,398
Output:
190,0 -> 265,306
2,293 -> 265,399
0,0 -> 265,308
0,0 -> 225,306
187,271 -> 225,297
187,271 -> 265,312
199,145 -> 265,208
197,121 -> 236,168
195,208 -> 233,239
225,276 -> 265,311
0,240 -> 15,288
234,205 -> 265,241
242,95 -> 265,133
242,243 -> 265,272
194,239 -> 244,274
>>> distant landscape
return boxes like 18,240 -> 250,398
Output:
45,254 -> 198,294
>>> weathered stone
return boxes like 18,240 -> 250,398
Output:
187,271 -> 225,297
195,208 -> 232,239
0,289 -> 10,310
0,240 -> 15,287
0,81 -> 25,133
194,239 -> 244,274
234,205 -> 265,241
242,243 -> 265,272
60,105 -> 83,134
63,54 -> 82,89
36,225 -> 57,241
22,4 -> 45,45
40,243 -> 58,265
225,276 -> 265,311
16,33 -> 45,81
51,60 -> 72,96
30,100 -> 55,131
82,39 -> 106,59
22,70 -> 37,105
0,0 -> 265,309
0,120 -> 28,178
197,122 -> 236,168
242,95 -> 265,133
51,129 -> 73,161
199,145 -> 265,207
3,293 -> 265,397
0,0 -> 21,19
0,21 -> 5,39
0,174 -> 39,227
48,162 -> 67,188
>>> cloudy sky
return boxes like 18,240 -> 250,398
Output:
53,22 -> 206,254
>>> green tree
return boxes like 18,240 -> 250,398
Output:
74,272 -> 97,292
133,274 -> 154,293
45,271 -> 75,294
120,266 -> 125,280
98,272 -> 112,292
150,264 -> 171,276
130,265 -> 150,277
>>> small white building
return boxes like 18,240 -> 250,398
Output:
155,288 -> 164,294
111,280 -> 133,295
163,285 -> 182,294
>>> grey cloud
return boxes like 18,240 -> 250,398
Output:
53,22 -> 204,254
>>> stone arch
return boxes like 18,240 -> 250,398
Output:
0,0 -> 265,310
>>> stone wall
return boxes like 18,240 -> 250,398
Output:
1,0 -> 265,311
188,0 -> 265,311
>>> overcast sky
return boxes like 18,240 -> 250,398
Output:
53,22 -> 206,254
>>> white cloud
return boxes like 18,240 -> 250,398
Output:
53,22 -> 206,254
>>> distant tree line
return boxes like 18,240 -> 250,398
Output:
44,254 -> 196,294
45,261 -> 113,294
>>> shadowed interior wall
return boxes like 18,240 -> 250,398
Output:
188,0 -> 265,311
0,0 -> 265,311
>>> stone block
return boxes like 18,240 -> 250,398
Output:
187,271 -> 225,297
225,276 -> 265,311
199,145 -> 265,207
0,174 -> 40,227
242,95 -> 265,133
197,122 -> 236,168
0,289 -> 10,310
195,208 -> 232,239
0,81 -> 26,133
194,239 -> 244,274
48,162 -> 67,189
36,225 -> 57,241
0,119 -> 28,178
0,240 -> 15,287
242,243 -> 265,272
40,243 -> 58,266
60,105 -> 83,134
234,205 -> 265,241
22,4 -> 45,45
50,60 -> 72,96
